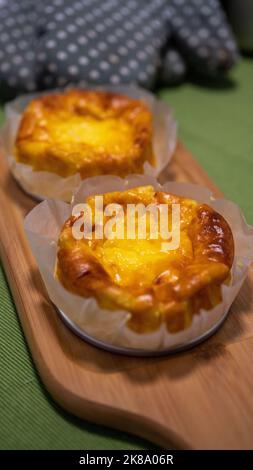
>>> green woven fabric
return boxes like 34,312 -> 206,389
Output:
0,58 -> 253,450
159,58 -> 253,226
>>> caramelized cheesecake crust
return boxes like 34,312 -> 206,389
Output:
56,186 -> 234,333
15,89 -> 154,178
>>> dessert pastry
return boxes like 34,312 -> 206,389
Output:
14,89 -> 154,179
56,185 -> 234,334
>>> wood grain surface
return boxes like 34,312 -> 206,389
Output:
0,142 -> 253,450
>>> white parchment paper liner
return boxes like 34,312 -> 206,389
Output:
24,175 -> 253,352
1,85 -> 177,202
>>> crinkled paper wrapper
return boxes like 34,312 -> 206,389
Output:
1,85 -> 177,202
24,175 -> 253,353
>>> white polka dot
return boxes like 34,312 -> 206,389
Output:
6,18 -> 15,27
93,8 -> 101,18
198,28 -> 209,39
46,40 -> 56,49
57,51 -> 67,60
95,24 -> 105,33
74,1 -> 83,11
89,49 -> 99,58
168,50 -> 179,62
48,22 -> 57,30
75,18 -> 85,26
135,32 -> 145,42
68,65 -> 79,75
180,28 -> 190,39
138,72 -> 148,82
225,40 -> 236,51
218,28 -> 229,39
105,18 -> 113,27
78,56 -> 89,65
115,29 -> 124,38
118,46 -> 128,56
6,44 -> 16,53
124,22 -> 133,31
98,42 -> 107,51
87,30 -> 97,39
173,62 -> 185,74
0,33 -> 9,42
120,66 -> 130,76
166,6 -> 175,17
89,70 -> 100,79
19,67 -> 29,78
146,63 -> 155,74
188,36 -> 200,47
100,61 -> 109,70
109,54 -> 119,64
173,16 -> 184,28
78,36 -> 87,45
132,15 -> 142,26
68,43 -> 78,52
113,13 -> 122,22
145,45 -> 154,54
122,6 -> 131,15
67,24 -> 76,33
57,31 -> 67,39
1,62 -> 10,72
38,52 -> 46,62
151,19 -> 162,30
129,59 -> 138,69
108,35 -> 117,44
209,16 -> 221,26
137,51 -> 147,60
65,7 -> 74,15
201,5 -> 212,16
19,40 -> 28,50
143,26 -> 152,35
12,56 -> 22,65
25,51 -> 35,61
184,6 -> 194,15
24,25 -> 33,35
110,75 -> 120,84
45,5 -> 54,14
55,13 -> 65,21
86,13 -> 94,22
126,39 -> 136,49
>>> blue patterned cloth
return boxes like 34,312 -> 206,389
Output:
0,0 -> 238,93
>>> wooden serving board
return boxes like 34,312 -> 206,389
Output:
1,143 -> 253,450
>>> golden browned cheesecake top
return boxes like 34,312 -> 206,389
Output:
56,186 -> 234,333
15,89 -> 154,178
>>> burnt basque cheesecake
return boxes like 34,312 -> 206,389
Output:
56,185 -> 234,334
14,89 -> 155,178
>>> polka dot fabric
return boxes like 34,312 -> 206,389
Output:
0,0 -> 238,92
36,0 -> 168,89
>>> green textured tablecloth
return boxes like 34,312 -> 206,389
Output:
0,58 -> 252,450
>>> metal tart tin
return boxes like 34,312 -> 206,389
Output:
56,306 -> 228,357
